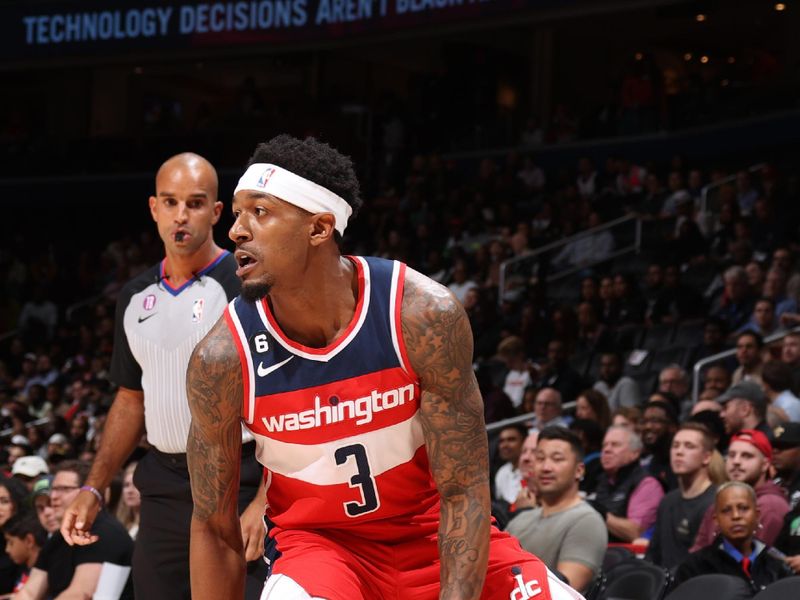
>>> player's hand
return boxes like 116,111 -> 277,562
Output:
240,498 -> 267,562
60,490 -> 101,546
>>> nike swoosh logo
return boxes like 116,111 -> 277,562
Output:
138,314 -> 157,323
257,356 -> 293,377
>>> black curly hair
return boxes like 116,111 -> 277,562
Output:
246,135 -> 363,239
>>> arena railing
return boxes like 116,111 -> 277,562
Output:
485,401 -> 577,434
691,326 -> 800,403
497,214 -> 642,307
697,162 -> 767,233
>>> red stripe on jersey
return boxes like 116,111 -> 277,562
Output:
261,256 -> 366,356
224,307 -> 252,422
393,262 -> 418,380
248,367 -> 418,444
266,444 -> 439,540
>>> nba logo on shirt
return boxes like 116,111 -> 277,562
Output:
143,295 -> 156,311
257,168 -> 275,188
192,299 -> 205,323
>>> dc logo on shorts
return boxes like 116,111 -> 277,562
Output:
192,298 -> 205,323
510,568 -> 541,600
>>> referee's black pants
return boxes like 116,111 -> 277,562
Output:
132,441 -> 268,600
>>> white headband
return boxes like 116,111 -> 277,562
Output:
234,163 -> 352,236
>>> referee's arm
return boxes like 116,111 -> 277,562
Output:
187,318 -> 246,600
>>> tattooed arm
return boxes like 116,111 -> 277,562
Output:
187,317 -> 246,600
402,268 -> 490,600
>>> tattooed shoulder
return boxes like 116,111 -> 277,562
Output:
186,316 -> 242,422
401,267 -> 475,396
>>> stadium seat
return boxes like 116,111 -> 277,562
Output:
596,558 -> 671,600
569,350 -> 595,379
612,324 -> 645,351
601,546 -> 635,572
649,346 -> 688,372
673,319 -> 706,348
752,576 -> 800,599
664,574 -> 751,600
640,323 -> 675,351
631,372 -> 658,398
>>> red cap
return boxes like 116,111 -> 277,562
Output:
730,429 -> 772,462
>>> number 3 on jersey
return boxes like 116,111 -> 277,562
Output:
334,443 -> 380,517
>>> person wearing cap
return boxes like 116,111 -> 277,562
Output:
691,429 -> 790,551
11,456 -> 49,493
718,381 -> 772,437
59,153 -> 267,600
674,482 -> 793,592
772,422 -> 800,510
31,476 -> 59,535
646,422 -> 717,569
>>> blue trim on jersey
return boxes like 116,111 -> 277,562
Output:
160,251 -> 231,297
231,257 -> 402,395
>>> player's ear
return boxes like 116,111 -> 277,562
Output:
309,213 -> 336,246
148,196 -> 158,221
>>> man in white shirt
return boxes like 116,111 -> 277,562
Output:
493,425 -> 528,505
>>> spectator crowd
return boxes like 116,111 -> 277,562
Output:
1,141 -> 800,598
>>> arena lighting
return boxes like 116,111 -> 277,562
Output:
634,52 -> 643,61
133,66 -> 143,74
775,3 -> 786,11
721,79 -> 730,86
727,56 -> 736,64
684,52 -> 693,61
700,55 -> 709,64
695,13 -> 707,22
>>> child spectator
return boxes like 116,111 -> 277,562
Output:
3,515 -> 47,593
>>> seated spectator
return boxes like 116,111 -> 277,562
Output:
597,276 -> 620,326
575,302 -> 613,355
657,365 -> 692,419
533,340 -> 585,404
711,266 -> 756,332
3,515 -> 47,594
674,482 -> 793,593
10,457 -> 49,493
116,462 -> 141,540
496,336 -> 532,410
30,478 -> 59,535
718,381 -> 771,437
692,430 -> 790,550
589,425 -> 664,542
574,389 -> 611,431
529,388 -> 571,434
781,331 -> 800,396
774,494 -> 800,574
703,364 -> 732,397
592,352 -> 641,411
731,330 -> 764,386
771,422 -> 800,510
762,361 -> 800,424
736,298 -> 782,338
646,423 -> 717,569
650,265 -> 705,324
446,259 -> 478,304
640,396 -> 679,491
612,273 -> 645,324
506,427 -> 607,593
763,267 -> 798,320
552,212 -> 614,270
0,477 -> 30,594
13,460 -> 133,600
493,424 -> 528,505
569,418 -> 605,494
611,406 -> 643,434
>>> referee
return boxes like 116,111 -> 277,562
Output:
60,153 -> 267,600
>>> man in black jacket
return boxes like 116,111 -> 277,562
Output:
674,482 -> 793,594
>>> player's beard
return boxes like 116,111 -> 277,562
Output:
242,280 -> 271,303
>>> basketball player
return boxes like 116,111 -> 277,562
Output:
185,135 -> 584,599
60,153 -> 267,600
